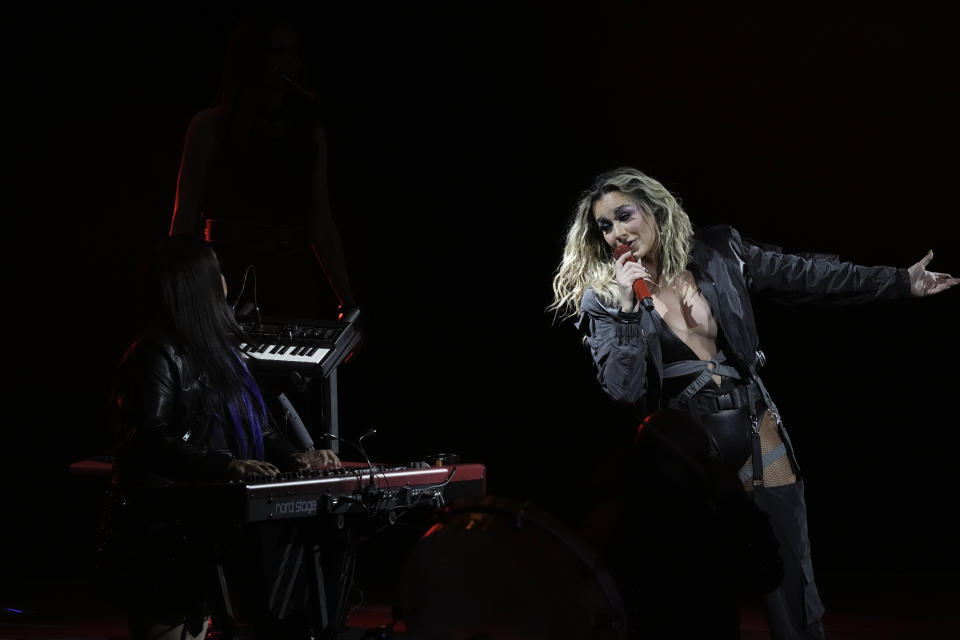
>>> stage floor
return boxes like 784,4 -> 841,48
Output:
1,571 -> 958,639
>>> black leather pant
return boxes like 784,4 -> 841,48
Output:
696,409 -> 826,639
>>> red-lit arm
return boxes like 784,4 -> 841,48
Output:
308,122 -> 356,310
169,109 -> 218,236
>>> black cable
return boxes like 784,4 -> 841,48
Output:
230,264 -> 262,326
416,464 -> 458,496
319,430 -> 383,490
230,264 -> 250,311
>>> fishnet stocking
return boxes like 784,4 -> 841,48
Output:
740,410 -> 796,492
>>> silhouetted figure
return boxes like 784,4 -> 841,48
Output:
170,15 -> 355,320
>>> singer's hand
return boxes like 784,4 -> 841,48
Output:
615,251 -> 651,312
227,459 -> 280,480
907,251 -> 959,297
294,449 -> 342,469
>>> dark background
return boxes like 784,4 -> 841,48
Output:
4,0 -> 958,601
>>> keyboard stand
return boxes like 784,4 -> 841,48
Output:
240,310 -> 361,455
322,369 -> 340,455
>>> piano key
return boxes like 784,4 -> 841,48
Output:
237,317 -> 358,375
244,344 -> 330,364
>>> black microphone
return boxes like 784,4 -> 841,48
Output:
320,429 -> 378,489
614,244 -> 655,312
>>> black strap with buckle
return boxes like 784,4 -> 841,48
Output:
670,383 -> 754,414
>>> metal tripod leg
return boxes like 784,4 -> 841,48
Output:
322,369 -> 339,455
313,521 -> 359,640
210,547 -> 241,640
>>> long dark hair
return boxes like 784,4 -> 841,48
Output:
141,234 -> 266,459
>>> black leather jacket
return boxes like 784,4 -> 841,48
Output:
112,333 -> 299,489
577,225 -> 911,414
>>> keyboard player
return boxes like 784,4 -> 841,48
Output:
103,235 -> 340,640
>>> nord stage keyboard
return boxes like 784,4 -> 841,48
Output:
239,315 -> 361,378
142,463 -> 486,525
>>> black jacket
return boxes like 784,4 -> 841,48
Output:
577,225 -> 911,414
112,333 -> 299,489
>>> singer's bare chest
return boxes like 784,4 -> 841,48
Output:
651,269 -> 719,360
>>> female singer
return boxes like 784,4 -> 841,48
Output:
550,167 -> 957,639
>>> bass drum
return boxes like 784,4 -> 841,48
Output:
398,496 -> 628,640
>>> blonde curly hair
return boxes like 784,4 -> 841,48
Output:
550,168 -> 694,321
